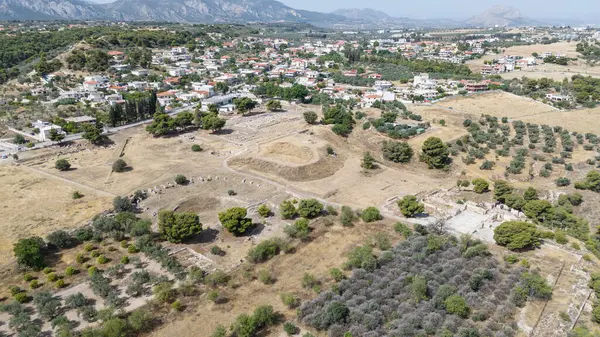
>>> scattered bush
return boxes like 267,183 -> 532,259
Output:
397,195 -> 425,217
471,178 -> 489,194
191,144 -> 203,152
281,293 -> 301,309
258,269 -> 275,285
283,322 -> 299,335
175,174 -> 188,185
394,222 -> 413,237
329,268 -> 345,282
280,200 -> 298,219
257,204 -> 271,217
361,206 -> 382,222
55,159 -> 71,171
65,266 -> 78,276
247,240 -> 281,263
340,206 -> 356,227
219,207 -> 252,236
297,199 -> 324,219
112,159 -> 128,173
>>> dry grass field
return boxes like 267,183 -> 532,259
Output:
425,91 -> 556,119
520,106 -> 600,134
0,165 -> 112,266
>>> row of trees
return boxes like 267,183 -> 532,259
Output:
108,92 -> 158,127
253,83 -> 309,101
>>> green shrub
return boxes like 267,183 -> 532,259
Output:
84,243 -> 95,252
329,268 -> 345,282
30,280 -> 41,289
205,270 -> 230,287
14,292 -> 29,303
175,174 -> 188,185
97,255 -> 109,264
47,272 -> 59,282
65,266 -> 78,276
302,273 -> 320,289
504,255 -> 519,264
258,269 -> 275,284
88,266 -> 99,276
171,300 -> 183,311
112,159 -> 128,173
280,200 -> 298,219
283,322 -> 299,335
280,293 -> 300,309
128,245 -> 139,254
555,231 -> 568,244
219,207 -> 252,236
360,207 -> 382,222
43,267 -> 53,274
55,279 -> 66,289
472,178 -> 489,194
397,195 -> 425,217
120,256 -> 130,264
191,144 -> 202,152
247,240 -> 281,263
257,204 -> 271,217
340,206 -> 356,226
297,199 -> 324,219
394,222 -> 412,237
55,158 -> 71,171
23,273 -> 35,282
444,294 -> 470,318
211,246 -> 225,256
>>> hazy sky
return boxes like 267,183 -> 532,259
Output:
277,0 -> 600,20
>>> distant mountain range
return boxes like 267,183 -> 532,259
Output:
0,1 -> 594,27
0,0 -> 347,24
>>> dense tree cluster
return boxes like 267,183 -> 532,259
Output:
299,233 -> 537,337
146,111 -> 195,136
323,105 -> 355,137
254,83 -> 309,101
109,92 -> 158,127
66,49 -> 110,72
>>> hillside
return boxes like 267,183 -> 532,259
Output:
0,0 -> 345,23
465,5 -> 538,27
332,8 -> 393,21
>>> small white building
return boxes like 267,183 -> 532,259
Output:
131,69 -> 150,76
32,120 -> 66,142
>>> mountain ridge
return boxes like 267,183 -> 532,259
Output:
0,0 -> 347,24
0,1 -> 583,27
